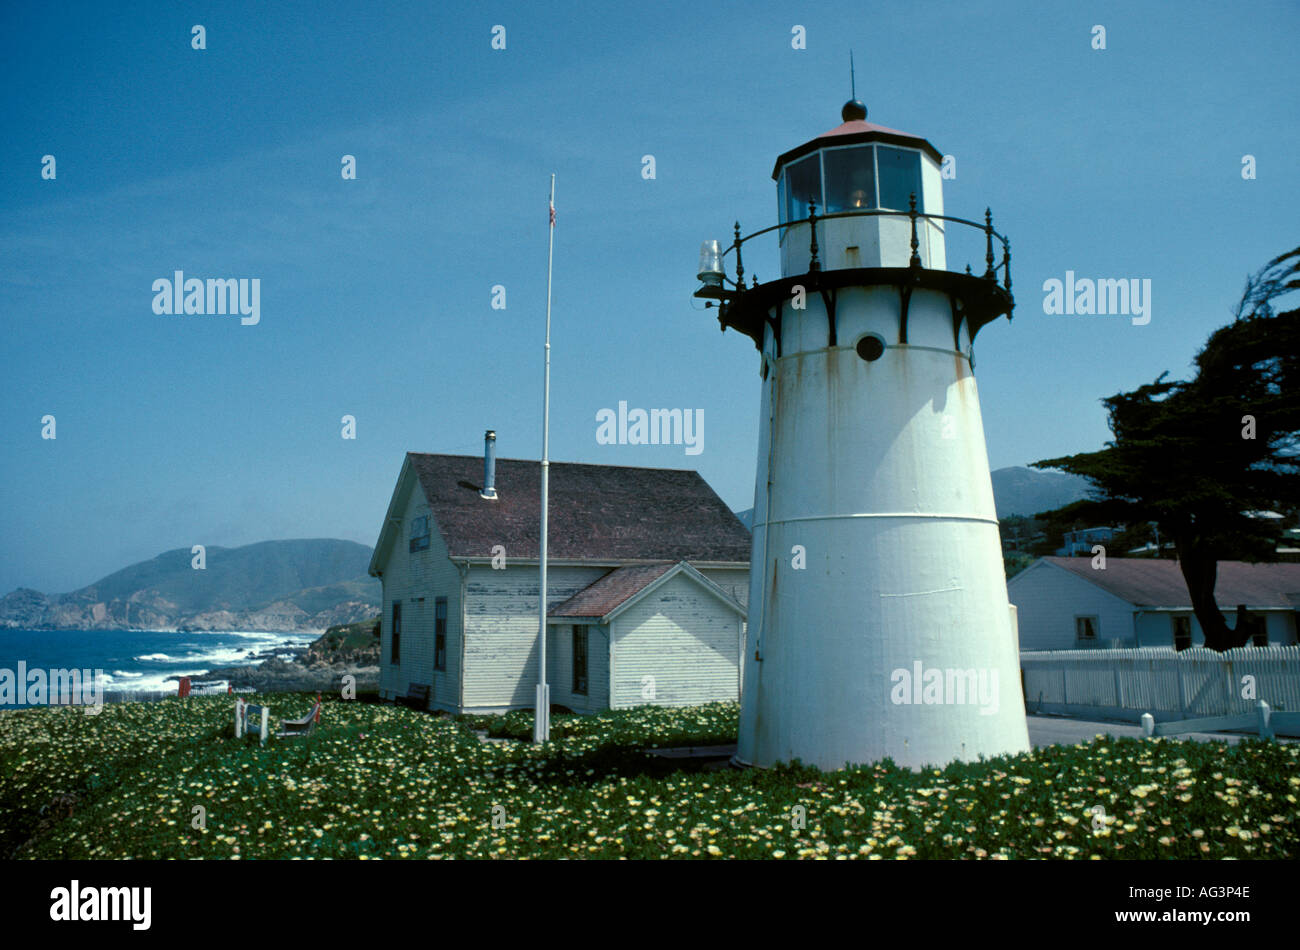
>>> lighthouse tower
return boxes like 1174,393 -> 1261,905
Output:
695,100 -> 1030,771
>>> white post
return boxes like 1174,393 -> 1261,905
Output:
1176,657 -> 1186,718
1140,712 -> 1155,738
235,698 -> 244,738
535,174 -> 556,744
259,706 -> 269,746
1257,699 -> 1273,740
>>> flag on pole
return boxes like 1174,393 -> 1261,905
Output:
549,200 -> 555,228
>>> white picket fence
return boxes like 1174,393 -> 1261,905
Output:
1020,645 -> 1300,735
1140,700 -> 1300,740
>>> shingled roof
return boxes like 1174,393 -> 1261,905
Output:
1041,557 -> 1300,609
403,454 -> 751,563
548,562 -> 676,618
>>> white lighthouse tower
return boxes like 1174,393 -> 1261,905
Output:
696,99 -> 1030,771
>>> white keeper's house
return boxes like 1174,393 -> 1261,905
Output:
368,434 -> 751,714
1009,556 -> 1300,650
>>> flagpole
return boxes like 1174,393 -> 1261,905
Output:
535,174 -> 555,744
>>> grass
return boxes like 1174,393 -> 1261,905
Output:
2,696 -> 1296,859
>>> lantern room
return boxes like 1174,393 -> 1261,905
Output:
773,100 -> 946,274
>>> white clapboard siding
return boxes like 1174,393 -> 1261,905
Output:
376,480 -> 463,710
1008,559 -> 1137,649
699,566 -> 750,611
547,622 -> 610,712
1135,609 -> 1296,648
610,573 -> 741,708
1021,645 -> 1300,721
1134,612 -> 1176,648
1266,612 -> 1298,644
462,564 -> 608,711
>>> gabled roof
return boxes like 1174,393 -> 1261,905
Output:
1036,557 -> 1300,609
371,453 -> 751,572
548,560 -> 746,623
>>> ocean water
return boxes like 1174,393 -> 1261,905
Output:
0,628 -> 319,707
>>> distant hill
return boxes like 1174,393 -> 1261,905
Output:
732,466 -> 1092,526
991,466 -> 1092,518
0,539 -> 381,632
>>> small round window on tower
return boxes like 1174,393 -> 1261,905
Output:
855,334 -> 886,362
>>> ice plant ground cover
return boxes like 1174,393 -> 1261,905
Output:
1,696 -> 1296,859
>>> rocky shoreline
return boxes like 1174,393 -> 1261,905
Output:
175,620 -> 381,694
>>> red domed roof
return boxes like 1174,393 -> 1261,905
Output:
821,117 -> 914,139
772,112 -> 943,179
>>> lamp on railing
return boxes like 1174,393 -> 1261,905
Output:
694,239 -> 728,302
697,240 -> 724,286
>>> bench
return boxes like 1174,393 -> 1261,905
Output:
398,683 -> 431,710
277,700 -> 322,739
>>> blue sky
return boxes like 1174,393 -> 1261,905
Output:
1,0 -> 1296,594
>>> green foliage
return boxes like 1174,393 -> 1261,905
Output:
455,703 -> 738,744
314,617 -> 381,655
999,514 -> 1055,561
3,699 -> 1296,860
1003,553 -> 1035,579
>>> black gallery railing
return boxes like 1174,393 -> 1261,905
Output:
719,194 -> 1011,295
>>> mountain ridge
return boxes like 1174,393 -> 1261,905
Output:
0,539 -> 381,633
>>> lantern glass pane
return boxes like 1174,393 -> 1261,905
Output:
823,146 -> 876,213
876,146 -> 923,212
781,154 -> 822,224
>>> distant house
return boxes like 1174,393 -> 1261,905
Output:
1055,526 -> 1116,557
367,445 -> 750,714
1009,557 -> 1300,650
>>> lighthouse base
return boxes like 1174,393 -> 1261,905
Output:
736,515 -> 1031,772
